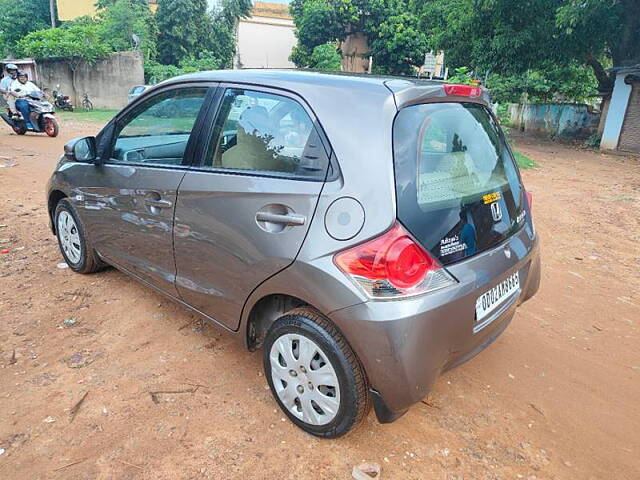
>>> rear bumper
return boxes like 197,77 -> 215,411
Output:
329,230 -> 541,420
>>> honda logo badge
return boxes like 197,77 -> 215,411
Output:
491,202 -> 502,222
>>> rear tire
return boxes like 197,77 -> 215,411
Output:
54,199 -> 101,274
12,124 -> 27,135
263,307 -> 370,438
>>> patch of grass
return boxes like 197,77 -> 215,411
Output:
513,150 -> 538,169
59,109 -> 119,125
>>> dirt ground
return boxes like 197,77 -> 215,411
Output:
0,118 -> 638,480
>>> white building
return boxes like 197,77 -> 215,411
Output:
235,2 -> 296,69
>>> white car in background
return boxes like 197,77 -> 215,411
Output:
128,85 -> 151,103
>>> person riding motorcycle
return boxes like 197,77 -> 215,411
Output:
0,63 -> 19,113
10,71 -> 42,129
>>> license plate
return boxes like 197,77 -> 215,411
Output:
475,271 -> 520,322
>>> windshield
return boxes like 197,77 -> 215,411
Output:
393,102 -> 525,265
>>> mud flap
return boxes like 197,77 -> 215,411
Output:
370,389 -> 408,423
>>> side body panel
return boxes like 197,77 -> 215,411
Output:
173,84 -> 330,331
73,164 -> 186,295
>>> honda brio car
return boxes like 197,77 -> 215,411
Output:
47,70 -> 540,438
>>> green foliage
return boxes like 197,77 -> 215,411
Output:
0,0 -> 53,56
156,0 -> 214,66
59,108 -> 119,124
145,52 -> 223,83
97,0 -> 158,63
16,25 -> 111,64
513,150 -> 537,170
583,133 -> 601,149
290,0 -> 428,75
310,43 -> 342,71
369,11 -> 428,75
416,0 -> 639,95
446,67 -> 475,85
486,63 -> 598,104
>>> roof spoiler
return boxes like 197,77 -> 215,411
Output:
384,80 -> 492,110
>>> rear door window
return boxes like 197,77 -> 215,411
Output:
393,102 -> 525,264
201,88 -> 330,180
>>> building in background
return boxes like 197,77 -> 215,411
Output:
235,2 -> 296,69
600,65 -> 640,154
56,0 -> 157,21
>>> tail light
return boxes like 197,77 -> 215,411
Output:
63,96 -> 69,100
526,191 -> 533,212
334,222 -> 456,299
443,84 -> 482,98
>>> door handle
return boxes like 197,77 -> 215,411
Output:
256,211 -> 306,226
144,198 -> 173,209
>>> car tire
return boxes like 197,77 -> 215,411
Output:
54,198 -> 102,274
263,307 -> 370,438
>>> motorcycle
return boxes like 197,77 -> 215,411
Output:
52,85 -> 73,111
1,90 -> 59,137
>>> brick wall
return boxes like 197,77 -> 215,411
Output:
618,82 -> 640,153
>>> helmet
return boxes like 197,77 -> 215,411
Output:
5,63 -> 18,72
17,70 -> 28,79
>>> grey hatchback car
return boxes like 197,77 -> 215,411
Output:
47,70 -> 540,438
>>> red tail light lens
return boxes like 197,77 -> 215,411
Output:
443,84 -> 482,98
334,222 -> 456,298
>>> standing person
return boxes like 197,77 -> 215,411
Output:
10,71 -> 41,129
0,64 -> 19,112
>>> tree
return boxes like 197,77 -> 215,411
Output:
156,0 -> 214,66
416,0 -> 640,95
290,0 -> 428,75
98,0 -> 157,63
0,0 -> 55,56
556,0 -> 640,93
310,43 -> 341,71
16,25 -> 112,102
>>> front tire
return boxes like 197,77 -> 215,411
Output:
44,117 -> 59,137
263,307 -> 370,438
54,199 -> 101,274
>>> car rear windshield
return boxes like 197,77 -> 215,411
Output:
393,102 -> 525,265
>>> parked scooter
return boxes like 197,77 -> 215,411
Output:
1,90 -> 59,137
52,84 -> 74,111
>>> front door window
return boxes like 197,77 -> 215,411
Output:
111,87 -> 208,166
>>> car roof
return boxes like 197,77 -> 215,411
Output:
168,68 -> 443,91
164,69 -> 489,110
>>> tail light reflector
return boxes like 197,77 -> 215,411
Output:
334,222 -> 456,299
443,84 -> 482,98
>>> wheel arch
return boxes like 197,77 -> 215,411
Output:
245,293 -> 311,351
48,190 -> 67,234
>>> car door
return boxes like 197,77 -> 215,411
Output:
76,84 -> 214,296
173,86 -> 334,330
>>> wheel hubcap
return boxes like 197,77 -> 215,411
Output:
57,211 -> 82,264
269,333 -> 340,426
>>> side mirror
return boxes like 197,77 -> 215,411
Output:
64,136 -> 97,163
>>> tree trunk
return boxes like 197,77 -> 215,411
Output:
49,0 -> 56,28
585,55 -> 614,95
